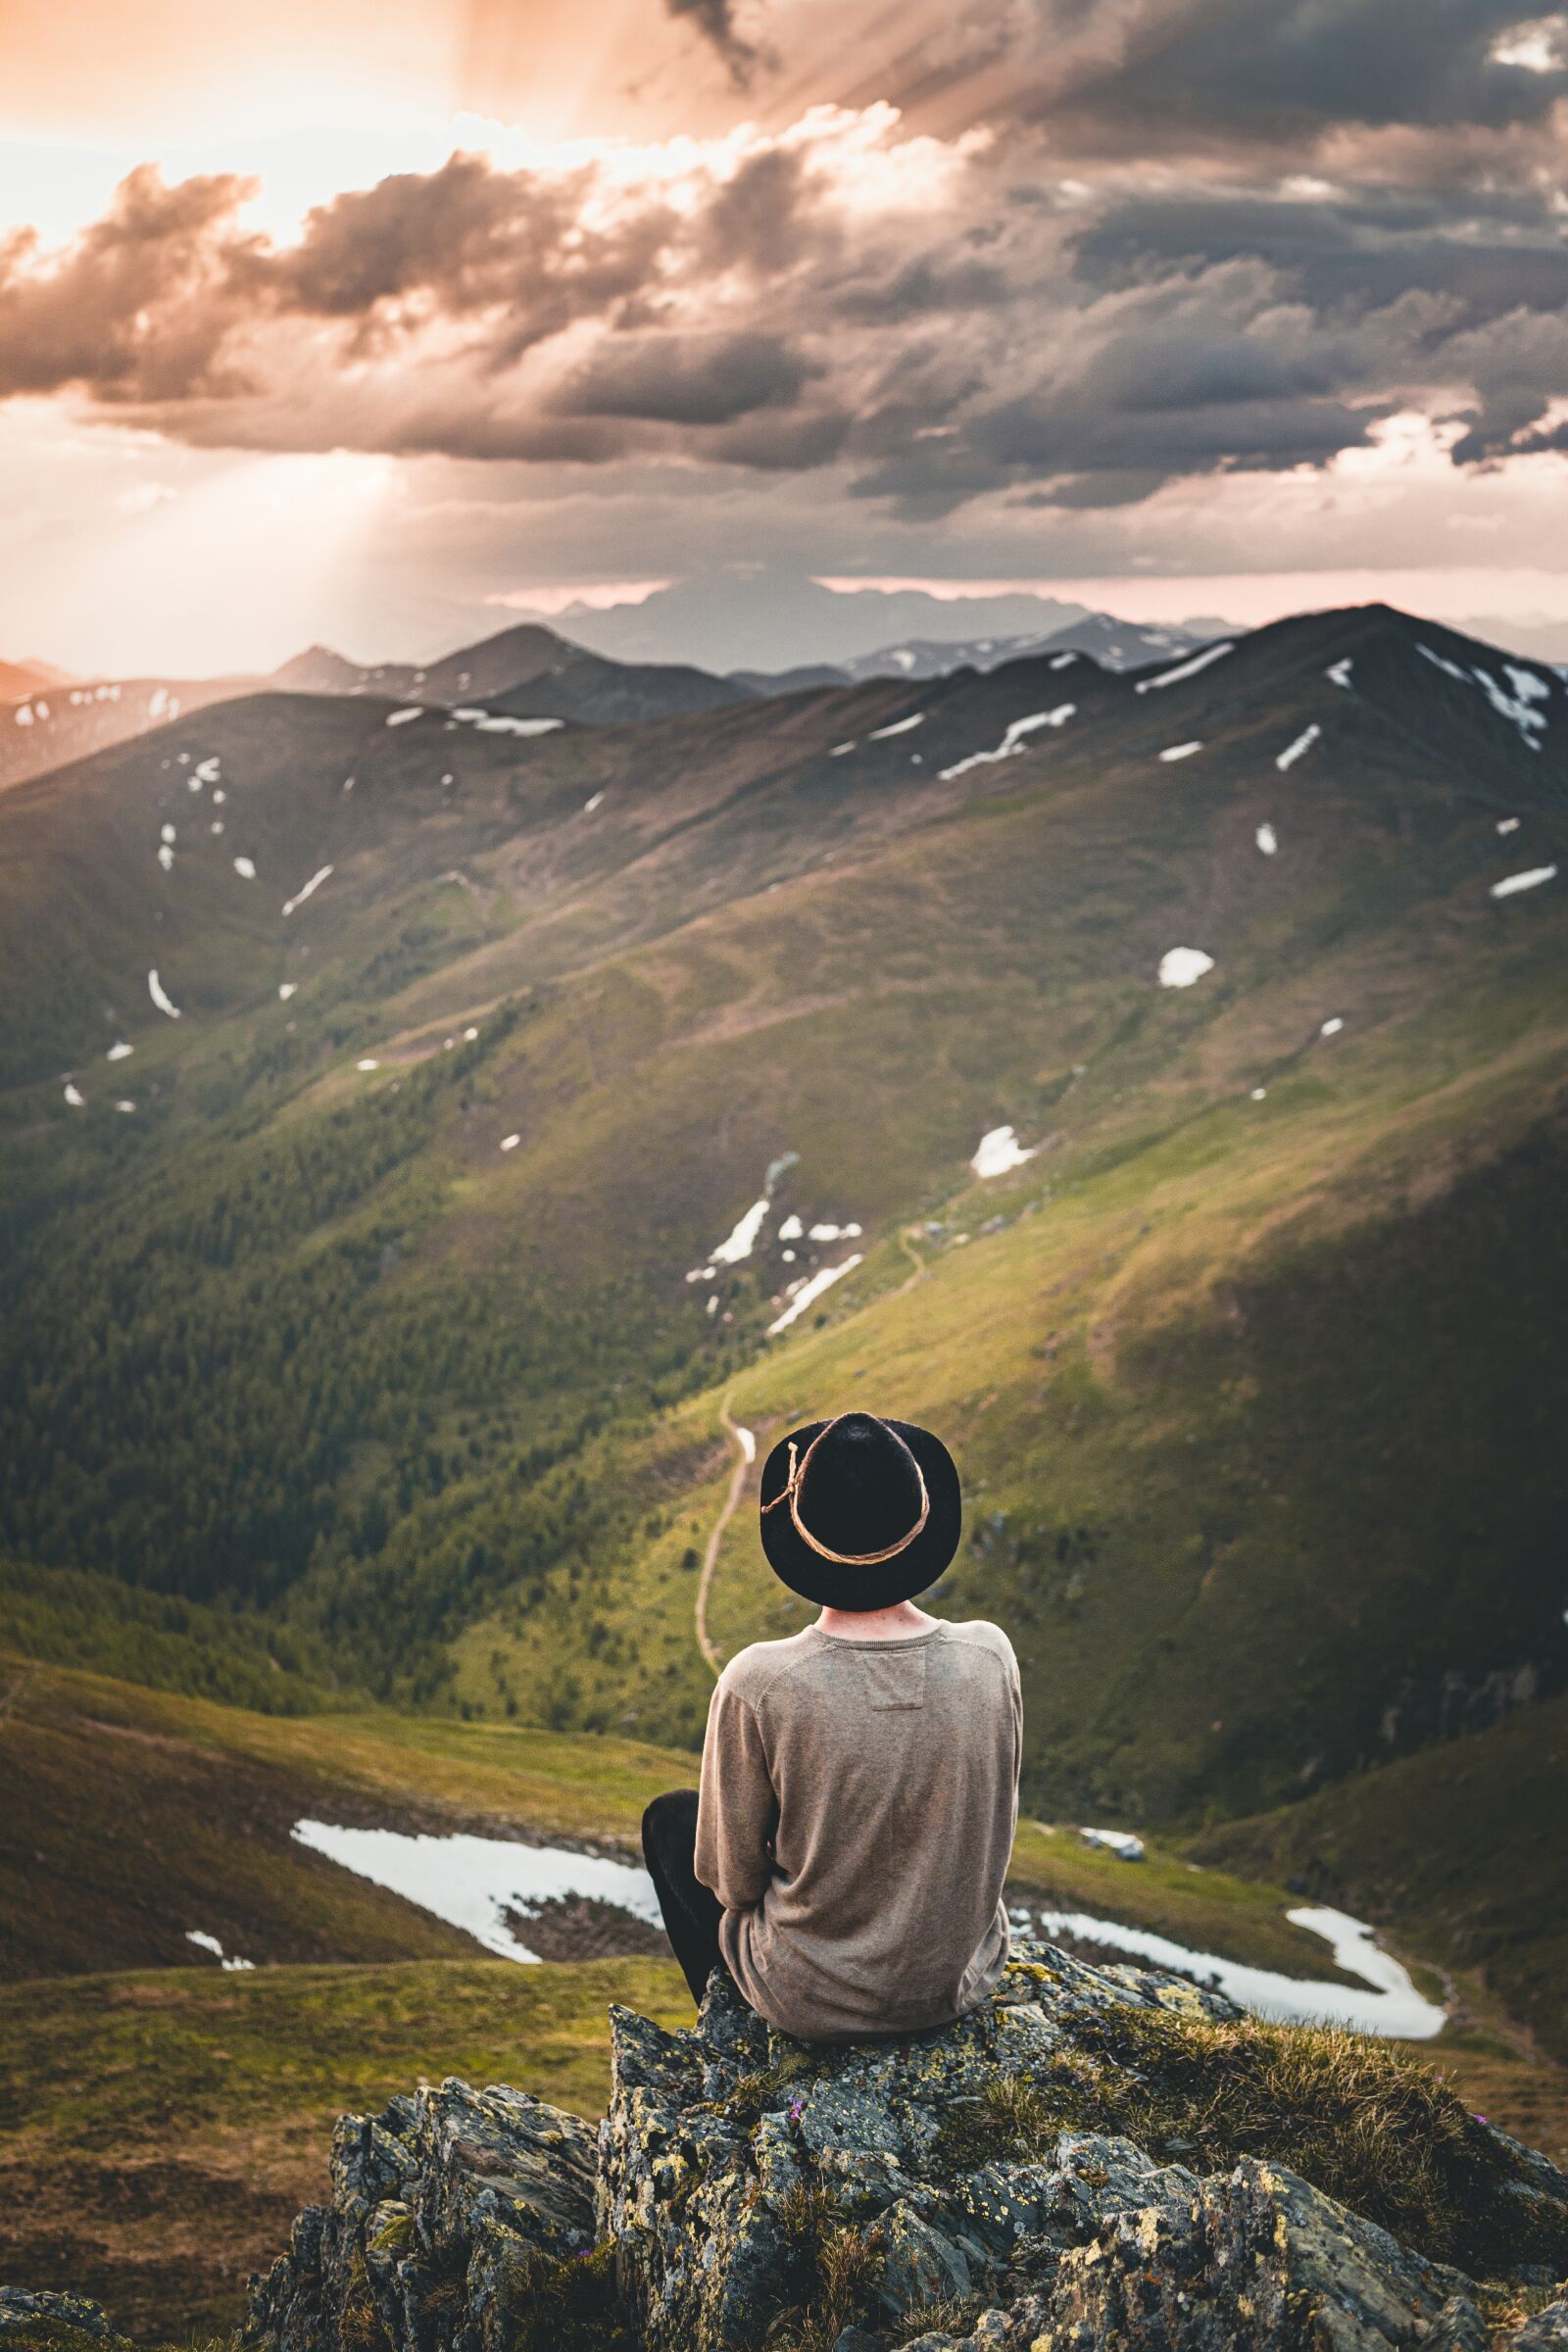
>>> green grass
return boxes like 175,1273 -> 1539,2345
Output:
0,1657 -> 702,1981
0,1956 -> 690,2336
1190,1695 -> 1568,2066
0,1561 -> 336,1715
927,2001 -> 1565,2280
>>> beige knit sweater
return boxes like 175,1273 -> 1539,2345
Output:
693,1619 -> 1021,2042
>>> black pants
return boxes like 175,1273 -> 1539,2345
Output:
642,1788 -> 725,2005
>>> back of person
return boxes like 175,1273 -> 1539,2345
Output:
697,1615 -> 1020,2040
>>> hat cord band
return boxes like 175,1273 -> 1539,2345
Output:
760,1412 -> 931,1566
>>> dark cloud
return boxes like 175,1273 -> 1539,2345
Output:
4,61 -> 1567,514
664,0 -> 764,85
1013,0 -> 1568,152
556,330 -> 816,423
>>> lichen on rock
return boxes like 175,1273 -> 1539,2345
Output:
207,1941 -> 1568,2350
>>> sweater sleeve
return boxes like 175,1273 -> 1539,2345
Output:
694,1674 -> 777,1910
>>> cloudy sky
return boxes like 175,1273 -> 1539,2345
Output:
4,0 -> 1568,672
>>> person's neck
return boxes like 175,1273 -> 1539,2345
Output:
815,1600 -> 939,1642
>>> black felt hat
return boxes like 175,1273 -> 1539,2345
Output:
759,1410 -> 962,1611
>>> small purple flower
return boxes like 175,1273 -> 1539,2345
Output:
1474,2113 -> 1488,2125
788,2097 -> 805,2124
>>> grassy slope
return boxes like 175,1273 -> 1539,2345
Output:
1190,1694 -> 1568,2065
2,1656 -> 1352,1984
0,1957 -> 691,2335
0,1657 -> 701,1980
2,611 -> 1562,1782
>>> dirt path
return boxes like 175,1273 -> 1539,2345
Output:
695,1391 -> 756,1679
898,1226 -> 929,1291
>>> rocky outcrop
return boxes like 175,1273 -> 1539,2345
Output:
206,1943 -> 1568,2349
242,2080 -> 598,2352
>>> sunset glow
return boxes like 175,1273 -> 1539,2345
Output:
3,0 -> 1567,673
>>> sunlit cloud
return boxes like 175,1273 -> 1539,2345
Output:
488,580 -> 671,612
1490,18 -> 1568,71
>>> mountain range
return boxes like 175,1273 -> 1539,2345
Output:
1,612 -> 1220,800
3,592 -> 1566,2326
1,598 -> 1562,1794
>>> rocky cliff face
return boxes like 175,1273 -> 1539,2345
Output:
8,1941 -> 1568,2351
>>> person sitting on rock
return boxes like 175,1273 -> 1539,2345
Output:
641,1409 -> 1021,2042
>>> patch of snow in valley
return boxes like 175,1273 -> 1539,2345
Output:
1256,823 -> 1278,855
1418,644 -> 1468,683
500,1133 -> 520,1152
148,687 -> 170,719
357,1057 -> 380,1072
212,821 -> 224,835
1492,864 -> 1557,899
1276,723 -> 1321,772
63,1082 -> 84,1107
808,1221 -> 861,1241
157,844 -> 174,872
1321,1016 -> 1345,1036
278,983 -> 298,1001
710,1198 -> 770,1266
768,1253 -> 863,1335
187,1929 -> 254,1972
868,711 -> 925,740
464,1026 -> 478,1041
1326,660 -> 1354,689
1250,1087 -> 1267,1101
193,757 -> 220,784
1158,948 -> 1215,989
778,1213 -> 804,1240
161,823 -> 176,845
14,705 -> 33,726
941,705 -> 1075,782
972,1125 -> 1036,1178
1080,1827 -> 1145,1860
107,1041 -> 133,1061
116,1100 -> 136,1114
583,792 -> 604,812
213,789 -> 226,805
472,714 -> 564,736
290,1820 -> 664,1964
282,864 -> 333,916
1012,1901 -> 1443,2038
148,969 -> 181,1018
386,707 -> 423,726
233,857 -> 257,880
1135,642 -> 1234,693
829,742 -> 858,757
1497,817 -> 1520,835
1050,653 -> 1078,670
1158,742 -> 1202,762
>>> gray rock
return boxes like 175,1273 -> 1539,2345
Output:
0,2292 -> 117,2343
1513,2306 -> 1568,2349
222,1937 -> 1568,2352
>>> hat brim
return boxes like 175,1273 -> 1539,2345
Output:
759,1417 -> 962,1611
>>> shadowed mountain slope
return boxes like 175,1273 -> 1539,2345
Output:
0,601 -> 1562,1849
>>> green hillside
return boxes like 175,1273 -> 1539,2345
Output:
0,599 -> 1562,1831
1191,1694 -> 1568,2064
1,1657 -> 1563,2335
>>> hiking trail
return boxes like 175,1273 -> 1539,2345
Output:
696,1392 -> 755,1678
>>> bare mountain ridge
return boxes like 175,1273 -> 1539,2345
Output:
2,599 -> 1563,1096
270,619 -> 750,723
733,611 -> 1242,693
